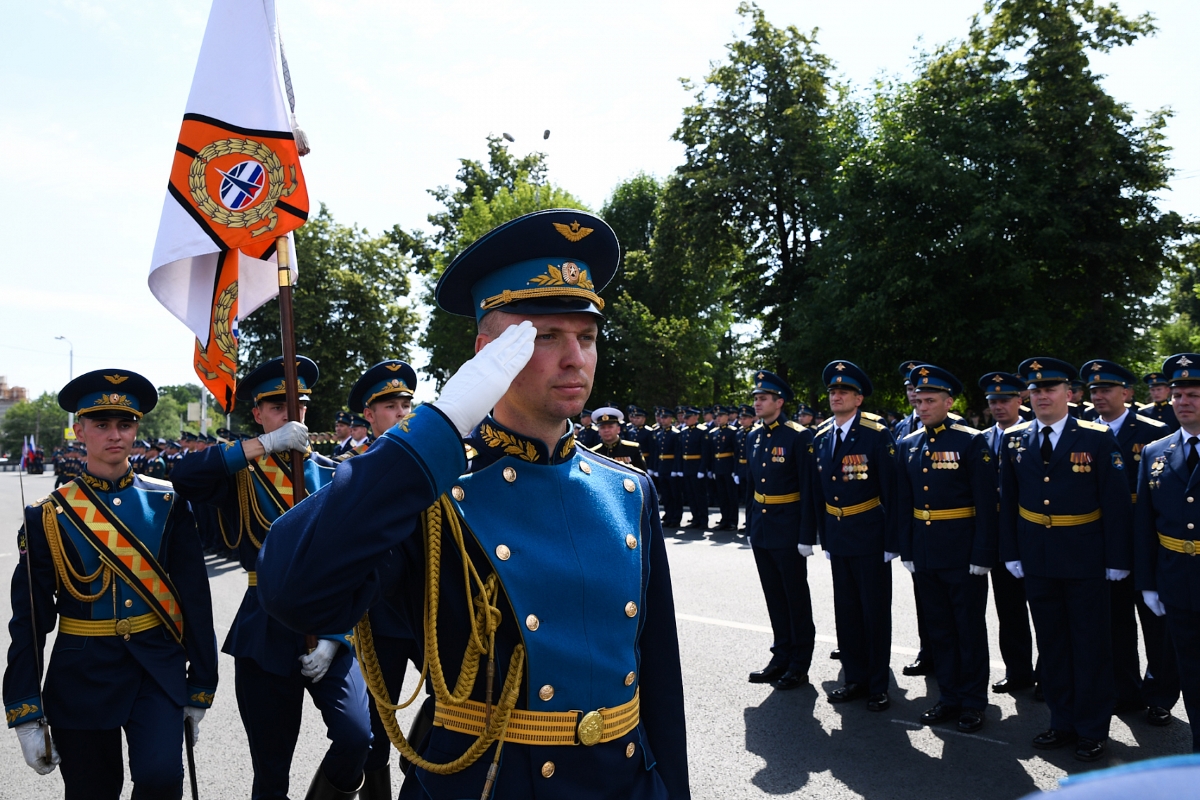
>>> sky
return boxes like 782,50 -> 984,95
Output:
2,0 -> 1197,406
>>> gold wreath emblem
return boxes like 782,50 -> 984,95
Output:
213,281 -> 238,375
188,138 -> 298,237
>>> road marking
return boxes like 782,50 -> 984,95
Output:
676,612 -> 1006,670
891,718 -> 1009,746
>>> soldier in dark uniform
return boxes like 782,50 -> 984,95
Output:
333,410 -> 354,457
735,405 -> 756,528
144,440 -> 167,480
893,360 -> 924,440
709,406 -> 739,530
1135,353 -> 1200,752
1143,372 -> 1180,433
678,407 -> 709,530
589,406 -> 648,470
4,369 -> 218,799
257,208 -> 690,800
1068,379 -> 1086,418
656,408 -> 683,528
803,360 -> 899,711
171,357 -> 371,800
896,365 -> 997,733
1082,359 -> 1174,723
978,371 -> 1038,696
999,357 -> 1133,762
629,406 -> 656,478
745,371 -> 816,692
577,409 -> 601,450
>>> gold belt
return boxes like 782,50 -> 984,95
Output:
658,455 -> 675,460
913,507 -> 976,522
682,455 -> 702,461
1131,493 -> 1137,505
755,491 -> 801,505
826,497 -> 882,519
738,459 -> 747,464
1159,533 -> 1200,556
1018,506 -> 1102,528
247,571 -> 257,587
59,611 -> 161,637
714,453 -> 734,459
434,690 -> 639,746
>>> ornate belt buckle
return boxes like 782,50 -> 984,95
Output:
114,618 -> 132,636
1042,515 -> 1053,529
1185,540 -> 1197,556
919,510 -> 931,521
577,710 -> 604,746
834,507 -> 844,519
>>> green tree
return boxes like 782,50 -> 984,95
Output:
1,393 -> 67,455
238,204 -> 419,431
140,395 -> 186,441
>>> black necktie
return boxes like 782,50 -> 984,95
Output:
833,427 -> 845,461
1189,436 -> 1199,474
1041,426 -> 1054,464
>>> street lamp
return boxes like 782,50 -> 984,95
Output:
55,336 -> 74,426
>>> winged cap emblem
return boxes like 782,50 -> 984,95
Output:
1029,361 -> 1043,371
553,220 -> 594,243
104,374 -> 129,385
1091,362 -> 1102,371
918,367 -> 930,376
834,362 -> 846,372
1179,356 -> 1194,367
384,363 -> 402,371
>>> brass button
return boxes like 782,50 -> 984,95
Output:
625,602 -> 638,618
923,486 -> 929,491
922,468 -> 928,473
1189,523 -> 1196,531
539,684 -> 554,701
580,462 -> 592,474
625,534 -> 637,549
503,467 -> 517,483
526,614 -> 540,631
124,599 -> 133,608
625,671 -> 636,686
541,761 -> 555,778
1044,477 -> 1050,483
626,742 -> 636,758
1043,499 -> 1051,506
163,494 -> 171,501
495,544 -> 511,561
1190,497 -> 1195,504
623,478 -> 636,493
113,498 -> 122,506
834,496 -> 839,502
451,485 -> 465,501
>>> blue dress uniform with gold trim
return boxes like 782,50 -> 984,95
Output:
170,357 -> 371,800
1143,373 -> 1181,434
1135,354 -> 1200,751
802,361 -> 900,704
895,366 -> 997,726
4,370 -> 218,800
257,208 -> 689,800
745,372 -> 816,688
999,358 -> 1133,757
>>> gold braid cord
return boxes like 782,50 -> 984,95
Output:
41,502 -> 111,602
230,470 -> 270,550
354,494 -> 525,776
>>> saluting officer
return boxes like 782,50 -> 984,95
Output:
745,371 -> 816,692
679,407 -> 709,530
1143,372 -> 1180,433
4,370 -> 218,799
171,357 -> 371,800
978,371 -> 1038,696
896,366 -> 996,733
999,358 -> 1132,762
803,360 -> 900,711
1135,353 -> 1200,753
1082,359 -> 1175,724
591,406 -> 648,470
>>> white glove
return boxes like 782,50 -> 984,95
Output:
797,544 -> 814,557
1142,590 -> 1167,617
969,564 -> 991,576
1106,568 -> 1130,581
696,472 -> 705,480
884,551 -> 900,562
258,421 -> 310,455
648,470 -> 658,478
707,471 -> 715,480
733,474 -> 740,485
824,549 -> 832,560
1006,560 -> 1024,579
434,321 -> 537,437
299,639 -> 339,683
902,560 -> 915,574
15,722 -> 59,775
183,707 -> 206,745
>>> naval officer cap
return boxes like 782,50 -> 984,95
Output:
898,359 -> 928,387
823,361 -> 873,397
335,410 -> 353,426
1163,354 -> 1200,387
1017,357 -> 1076,389
236,356 -> 319,405
1143,372 -> 1169,387
348,359 -> 417,413
435,209 -> 620,323
738,405 -> 755,418
1080,359 -> 1135,388
751,369 -> 794,402
979,371 -> 1023,398
592,406 -> 624,425
59,369 -> 158,420
349,415 -> 369,429
908,364 -> 963,396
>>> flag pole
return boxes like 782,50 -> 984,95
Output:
275,236 -> 307,504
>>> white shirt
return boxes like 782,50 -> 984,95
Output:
1101,407 -> 1129,438
830,416 -> 854,455
350,435 -> 369,447
1036,414 -> 1069,450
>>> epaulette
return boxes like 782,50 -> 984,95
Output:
1136,402 -> 1152,410
334,451 -> 355,463
785,420 -> 806,432
861,411 -> 883,422
464,443 -> 479,460
950,422 -> 982,435
1077,419 -> 1109,433
30,495 -> 50,509
1135,414 -> 1168,429
1019,404 -> 1031,413
585,447 -> 647,476
647,424 -> 660,431
619,439 -> 640,447
859,417 -> 886,432
588,442 -> 604,452
902,429 -> 924,441
949,411 -> 964,421
138,475 -> 173,489
815,420 -> 835,435
1005,421 -> 1033,434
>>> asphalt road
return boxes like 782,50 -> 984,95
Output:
0,470 -> 1192,799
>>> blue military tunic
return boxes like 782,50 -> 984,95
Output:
256,406 -> 690,799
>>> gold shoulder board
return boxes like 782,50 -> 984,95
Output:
859,417 -> 886,432
785,420 -> 806,432
902,429 -> 924,441
1077,419 -> 1109,432
1006,421 -> 1033,434
861,411 -> 883,421
1134,414 -> 1167,428
950,423 -> 982,435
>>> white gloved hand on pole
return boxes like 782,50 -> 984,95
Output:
299,639 -> 339,683
258,421 -> 310,455
969,564 -> 991,576
1006,560 -> 1024,579
433,321 -> 537,437
183,707 -> 205,745
733,474 -> 740,485
15,722 -> 59,775
1142,590 -> 1166,617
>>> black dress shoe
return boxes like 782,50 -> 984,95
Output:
991,676 -> 1035,694
1113,698 -> 1147,715
902,657 -> 934,676
748,663 -> 787,684
958,709 -> 984,733
1033,683 -> 1044,702
867,692 -> 891,712
829,649 -> 841,660
1147,706 -> 1172,727
1032,729 -> 1077,750
828,682 -> 867,703
772,671 -> 810,691
920,702 -> 961,725
1075,738 -> 1106,762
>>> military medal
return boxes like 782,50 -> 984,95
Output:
1070,452 -> 1093,473
930,451 -> 960,470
